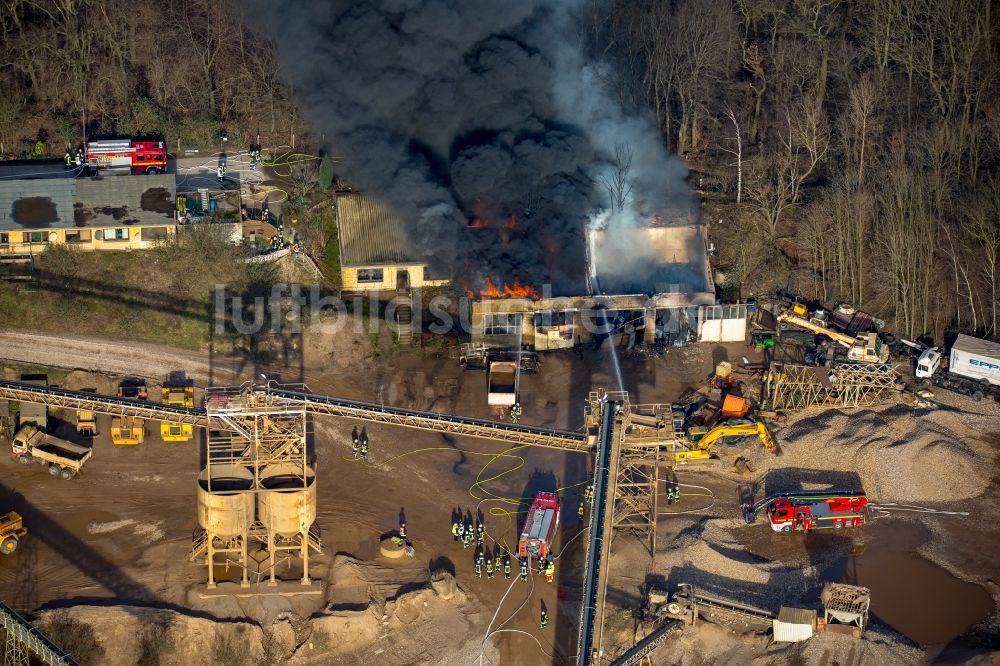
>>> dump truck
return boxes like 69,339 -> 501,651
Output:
17,374 -> 48,431
518,492 -> 560,561
76,388 -> 98,437
111,416 -> 144,446
161,371 -> 194,442
11,424 -> 92,479
777,313 -> 889,364
487,360 -> 518,408
915,334 -> 1000,401
742,490 -> 868,532
0,512 -> 27,555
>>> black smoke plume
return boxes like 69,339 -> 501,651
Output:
251,0 -> 692,295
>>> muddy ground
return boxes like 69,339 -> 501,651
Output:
0,326 -> 998,665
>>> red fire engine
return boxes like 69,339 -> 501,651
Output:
518,492 -> 560,560
742,490 -> 868,533
85,139 -> 168,175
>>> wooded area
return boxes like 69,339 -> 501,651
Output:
2,0 -> 998,340
595,0 -> 999,340
0,0 -> 298,156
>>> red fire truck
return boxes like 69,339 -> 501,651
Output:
85,139 -> 168,175
742,490 -> 868,533
518,492 -> 560,560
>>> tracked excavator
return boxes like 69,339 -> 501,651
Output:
777,312 -> 889,364
674,419 -> 778,463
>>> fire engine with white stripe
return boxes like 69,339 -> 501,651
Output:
742,490 -> 868,532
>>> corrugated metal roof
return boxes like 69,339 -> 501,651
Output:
336,193 -> 416,266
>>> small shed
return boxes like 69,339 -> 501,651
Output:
773,606 -> 816,643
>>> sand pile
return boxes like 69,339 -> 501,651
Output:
751,404 -> 996,503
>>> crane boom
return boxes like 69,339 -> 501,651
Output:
777,313 -> 857,348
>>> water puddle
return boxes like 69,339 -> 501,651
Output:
840,520 -> 994,645
739,519 -> 994,645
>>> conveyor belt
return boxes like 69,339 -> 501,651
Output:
0,380 -> 208,424
262,387 -> 590,451
0,380 -> 590,451
577,400 -> 616,665
0,599 -> 79,665
609,620 -> 680,666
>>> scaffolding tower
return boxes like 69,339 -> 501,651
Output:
189,383 -> 322,588
763,363 -> 899,411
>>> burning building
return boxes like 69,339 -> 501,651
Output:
259,1 -> 747,345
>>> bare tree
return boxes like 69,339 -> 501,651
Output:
720,105 -> 743,203
599,143 -> 633,211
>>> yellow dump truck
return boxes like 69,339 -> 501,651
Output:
11,424 -> 92,479
0,512 -> 27,555
160,371 -> 194,443
111,416 -> 145,446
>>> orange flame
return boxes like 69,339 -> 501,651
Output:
469,276 -> 540,300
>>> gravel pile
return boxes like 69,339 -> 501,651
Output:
749,402 -> 997,503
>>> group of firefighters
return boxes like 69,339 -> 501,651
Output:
62,147 -> 84,170
350,427 -> 370,461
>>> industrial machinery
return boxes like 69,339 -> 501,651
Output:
915,334 -> 1000,401
117,378 -> 149,400
17,374 -> 49,431
76,389 -> 98,436
742,490 -> 868,532
676,419 -> 778,463
11,424 -> 92,479
85,138 -> 167,175
777,312 -> 889,364
161,372 -> 194,442
0,511 -> 27,555
518,492 -> 560,561
110,416 -> 144,446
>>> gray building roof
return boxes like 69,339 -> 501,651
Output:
0,174 -> 176,231
336,193 -> 417,267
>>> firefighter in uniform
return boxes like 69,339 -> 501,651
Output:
475,560 -> 482,578
578,500 -> 586,521
519,558 -> 528,581
457,521 -> 465,545
476,521 -> 485,545
545,559 -> 555,583
63,150 -> 72,169
540,608 -> 548,628
359,437 -> 368,462
584,485 -> 593,505
510,402 -> 522,424
503,554 -> 511,580
217,162 -> 226,184
351,427 -> 360,458
494,554 -> 502,578
485,559 -> 494,579
399,522 -> 406,539
451,520 -> 460,542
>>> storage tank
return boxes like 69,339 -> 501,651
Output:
197,465 -> 254,538
258,462 -> 317,537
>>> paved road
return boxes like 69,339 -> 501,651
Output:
0,151 -> 264,196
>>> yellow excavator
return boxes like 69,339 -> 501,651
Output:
671,419 -> 778,463
160,371 -> 194,443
